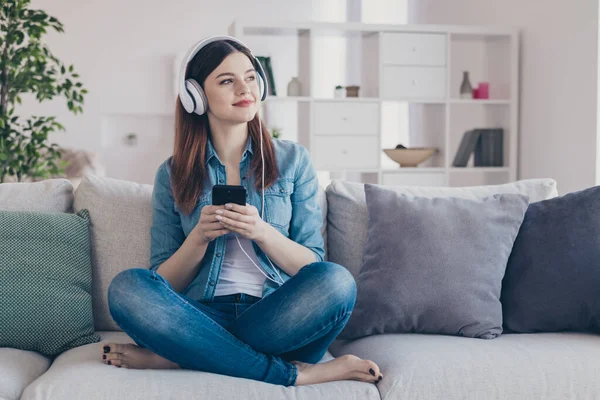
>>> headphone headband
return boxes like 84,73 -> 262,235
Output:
179,35 -> 268,114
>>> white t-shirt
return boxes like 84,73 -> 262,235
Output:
214,233 -> 266,298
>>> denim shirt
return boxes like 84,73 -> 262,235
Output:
149,136 -> 325,302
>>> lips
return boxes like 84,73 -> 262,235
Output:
233,100 -> 254,106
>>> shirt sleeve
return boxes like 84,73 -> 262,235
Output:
149,161 -> 185,271
289,145 -> 325,263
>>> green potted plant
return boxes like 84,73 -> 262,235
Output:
0,0 -> 87,183
270,127 -> 282,139
334,85 -> 344,98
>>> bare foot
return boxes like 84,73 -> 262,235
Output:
293,354 -> 383,386
101,343 -> 180,370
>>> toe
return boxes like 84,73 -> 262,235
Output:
108,343 -> 126,354
364,360 -> 383,379
104,353 -> 121,362
102,343 -> 122,354
359,372 -> 379,383
108,358 -> 124,367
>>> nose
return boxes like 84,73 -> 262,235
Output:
236,79 -> 253,96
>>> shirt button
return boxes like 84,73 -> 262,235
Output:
242,176 -> 246,180
218,179 -> 224,184
209,281 -> 215,286
216,252 -> 221,257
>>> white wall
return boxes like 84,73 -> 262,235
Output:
409,0 -> 599,194
26,0 -> 409,184
25,0 -> 322,182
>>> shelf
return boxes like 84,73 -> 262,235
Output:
450,167 -> 509,172
264,96 -> 381,103
381,167 -> 445,173
449,99 -> 511,105
231,19 -> 519,188
318,167 -> 446,173
264,97 -> 510,104
382,98 -> 446,104
263,96 -> 312,102
232,20 -> 516,37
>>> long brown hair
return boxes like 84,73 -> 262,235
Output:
171,39 -> 279,215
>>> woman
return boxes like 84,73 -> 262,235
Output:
104,36 -> 383,387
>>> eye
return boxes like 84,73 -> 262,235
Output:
220,79 -> 232,85
247,75 -> 256,81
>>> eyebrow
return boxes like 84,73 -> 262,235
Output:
215,68 -> 256,80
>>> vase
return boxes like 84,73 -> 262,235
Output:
287,77 -> 301,97
460,71 -> 473,99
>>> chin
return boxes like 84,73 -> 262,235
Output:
231,107 -> 258,122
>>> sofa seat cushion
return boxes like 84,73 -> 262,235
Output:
20,331 -> 380,400
329,332 -> 600,400
0,348 -> 50,400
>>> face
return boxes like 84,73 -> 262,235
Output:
203,51 -> 261,124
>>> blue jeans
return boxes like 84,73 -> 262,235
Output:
107,261 -> 357,386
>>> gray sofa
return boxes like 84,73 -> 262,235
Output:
2,175 -> 600,400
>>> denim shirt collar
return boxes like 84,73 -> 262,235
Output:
205,134 -> 254,166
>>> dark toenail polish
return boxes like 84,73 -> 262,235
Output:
108,361 -> 111,365
102,355 -> 106,360
117,365 -> 121,368
379,375 -> 383,380
369,368 -> 375,376
103,346 -> 110,353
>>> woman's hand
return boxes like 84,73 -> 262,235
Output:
190,205 -> 231,246
215,203 -> 269,242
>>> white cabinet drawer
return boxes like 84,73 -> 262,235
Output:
382,172 -> 446,187
313,102 -> 379,136
381,66 -> 446,99
313,136 -> 379,169
380,33 -> 446,66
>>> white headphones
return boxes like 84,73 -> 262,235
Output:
179,35 -> 269,115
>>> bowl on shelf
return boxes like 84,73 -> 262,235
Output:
383,146 -> 438,167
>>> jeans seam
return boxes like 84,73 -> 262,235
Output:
148,271 -> 291,382
288,363 -> 298,386
279,310 -> 353,355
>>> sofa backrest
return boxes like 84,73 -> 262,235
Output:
1,175 -> 557,332
325,178 -> 559,280
0,179 -> 74,213
73,175 -> 154,331
73,175 -> 328,331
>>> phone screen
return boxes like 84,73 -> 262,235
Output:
212,185 -> 247,206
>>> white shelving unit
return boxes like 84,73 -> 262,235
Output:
229,19 -> 519,187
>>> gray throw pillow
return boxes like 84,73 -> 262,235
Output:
338,183 -> 529,340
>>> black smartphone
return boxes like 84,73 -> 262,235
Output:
212,185 -> 247,206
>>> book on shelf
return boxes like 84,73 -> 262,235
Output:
452,129 -> 481,167
453,128 -> 504,167
474,128 -> 504,167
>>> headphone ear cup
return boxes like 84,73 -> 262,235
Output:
257,73 -> 266,101
185,79 -> 208,115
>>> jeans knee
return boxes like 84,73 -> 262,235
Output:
307,262 -> 357,309
108,268 -> 151,317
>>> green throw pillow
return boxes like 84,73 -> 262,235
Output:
0,209 -> 100,357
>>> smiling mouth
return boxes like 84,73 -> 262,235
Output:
233,100 -> 254,106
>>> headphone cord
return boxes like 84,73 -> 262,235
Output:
231,105 -> 285,286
